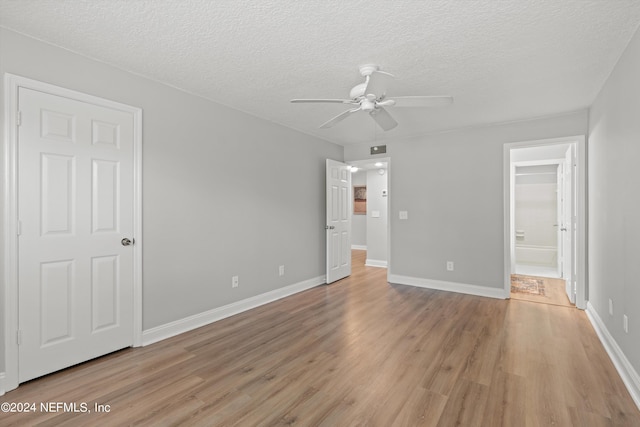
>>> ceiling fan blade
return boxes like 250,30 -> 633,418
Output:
390,96 -> 453,108
370,107 -> 398,131
376,99 -> 396,107
319,107 -> 361,129
291,99 -> 355,104
364,71 -> 394,99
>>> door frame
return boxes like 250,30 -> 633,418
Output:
346,157 -> 391,281
2,73 -> 143,393
503,135 -> 586,308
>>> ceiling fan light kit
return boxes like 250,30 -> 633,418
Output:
291,64 -> 453,132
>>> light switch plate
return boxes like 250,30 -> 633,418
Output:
399,211 -> 408,220
624,315 -> 629,333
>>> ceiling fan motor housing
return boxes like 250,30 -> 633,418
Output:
361,99 -> 376,112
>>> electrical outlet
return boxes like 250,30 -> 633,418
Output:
624,315 -> 628,333
279,265 -> 285,276
232,276 -> 239,288
609,299 -> 613,316
446,261 -> 454,271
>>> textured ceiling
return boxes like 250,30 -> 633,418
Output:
1,0 -> 640,145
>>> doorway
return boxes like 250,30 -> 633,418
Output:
503,136 -> 586,309
3,74 -> 143,392
347,158 -> 390,271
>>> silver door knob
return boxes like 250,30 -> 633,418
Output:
121,238 -> 133,246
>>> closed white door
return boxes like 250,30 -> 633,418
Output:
18,88 -> 135,382
326,159 -> 351,284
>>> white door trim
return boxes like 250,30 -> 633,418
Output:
2,73 -> 143,393
503,135 -> 586,308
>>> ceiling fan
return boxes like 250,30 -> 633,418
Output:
291,64 -> 453,131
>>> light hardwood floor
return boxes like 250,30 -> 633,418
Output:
2,250 -> 639,426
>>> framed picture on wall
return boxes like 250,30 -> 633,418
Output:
354,185 -> 366,215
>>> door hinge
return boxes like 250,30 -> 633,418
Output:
17,330 -> 22,345
17,220 -> 22,236
17,111 -> 22,127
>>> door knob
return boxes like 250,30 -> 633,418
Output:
121,238 -> 133,246
325,225 -> 335,230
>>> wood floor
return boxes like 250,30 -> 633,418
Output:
2,250 -> 639,426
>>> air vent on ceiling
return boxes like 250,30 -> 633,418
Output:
370,145 -> 387,155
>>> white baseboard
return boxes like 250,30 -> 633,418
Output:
586,302 -> 640,410
365,259 -> 387,268
388,274 -> 507,299
142,275 -> 325,346
0,372 -> 5,396
351,245 -> 367,250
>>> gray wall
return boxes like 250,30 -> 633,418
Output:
589,25 -> 640,375
366,169 -> 388,264
0,28 -> 343,372
345,110 -> 587,288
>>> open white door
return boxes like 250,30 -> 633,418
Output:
556,163 -> 564,278
17,87 -> 135,382
563,145 -> 576,304
326,159 -> 351,283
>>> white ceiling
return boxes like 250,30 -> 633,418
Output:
2,1 -> 640,146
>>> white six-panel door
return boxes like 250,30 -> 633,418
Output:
18,87 -> 135,382
326,159 -> 351,284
